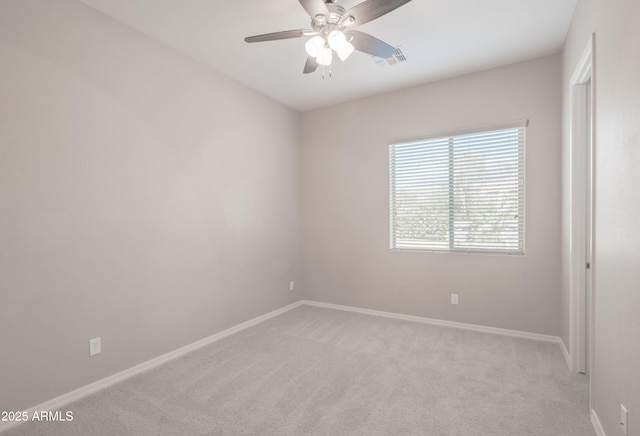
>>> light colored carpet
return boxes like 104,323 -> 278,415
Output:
5,305 -> 594,435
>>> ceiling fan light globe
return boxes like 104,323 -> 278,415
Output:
305,36 -> 325,58
328,30 -> 347,51
317,47 -> 333,66
337,41 -> 354,61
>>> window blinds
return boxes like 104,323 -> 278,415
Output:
390,125 -> 525,254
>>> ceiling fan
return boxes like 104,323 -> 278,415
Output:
244,0 -> 412,74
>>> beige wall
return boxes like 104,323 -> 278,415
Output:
562,0 -> 640,434
300,55 -> 563,336
10,1 -> 637,430
0,0 -> 300,412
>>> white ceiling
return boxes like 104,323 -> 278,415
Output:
78,0 -> 577,111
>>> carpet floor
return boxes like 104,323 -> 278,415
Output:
5,305 -> 594,435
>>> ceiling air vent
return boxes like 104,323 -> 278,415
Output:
372,47 -> 407,67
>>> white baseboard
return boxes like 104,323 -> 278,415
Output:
559,338 -> 572,369
0,300 -> 303,434
591,409 -> 606,436
302,300 -> 562,344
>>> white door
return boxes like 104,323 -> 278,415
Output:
584,79 -> 593,375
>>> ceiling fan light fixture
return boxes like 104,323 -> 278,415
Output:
317,46 -> 333,66
305,35 -> 325,58
328,30 -> 346,51
244,0 -> 414,75
337,41 -> 354,61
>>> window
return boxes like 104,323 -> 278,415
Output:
390,123 -> 525,254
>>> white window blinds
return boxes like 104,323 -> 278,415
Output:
390,124 -> 525,254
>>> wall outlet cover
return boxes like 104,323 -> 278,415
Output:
89,337 -> 101,356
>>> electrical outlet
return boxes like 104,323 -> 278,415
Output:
289,281 -> 295,291
621,404 -> 628,435
451,294 -> 459,305
89,337 -> 101,356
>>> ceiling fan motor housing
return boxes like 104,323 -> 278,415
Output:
312,3 -> 347,33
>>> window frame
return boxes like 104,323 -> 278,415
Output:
389,120 -> 527,255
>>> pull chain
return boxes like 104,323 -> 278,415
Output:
321,64 -> 332,80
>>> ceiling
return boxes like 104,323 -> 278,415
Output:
77,0 -> 577,112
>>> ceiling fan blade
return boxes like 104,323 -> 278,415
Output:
244,29 -> 307,43
346,30 -> 396,58
344,0 -> 412,26
303,56 -> 319,74
298,0 -> 329,17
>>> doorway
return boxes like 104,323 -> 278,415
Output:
583,78 -> 592,375
569,34 -> 594,375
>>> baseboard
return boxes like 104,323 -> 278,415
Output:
302,300 -> 562,344
591,409 -> 606,436
559,338 -> 572,369
0,300 -> 303,434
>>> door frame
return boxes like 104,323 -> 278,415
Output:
569,33 -> 595,375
